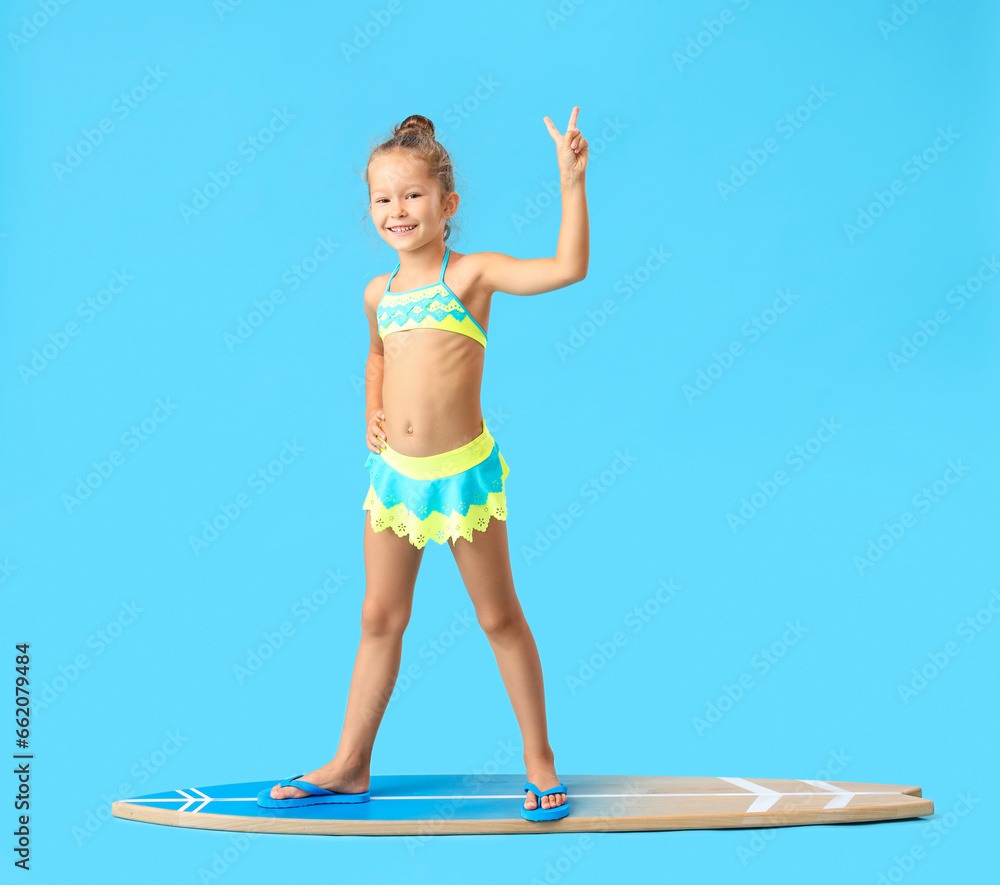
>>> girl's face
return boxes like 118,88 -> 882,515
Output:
368,152 -> 457,252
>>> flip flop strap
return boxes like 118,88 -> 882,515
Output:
524,781 -> 566,798
280,775 -> 335,796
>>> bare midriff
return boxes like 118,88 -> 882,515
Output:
379,328 -> 486,457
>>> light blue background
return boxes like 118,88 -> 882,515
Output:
2,0 -> 998,882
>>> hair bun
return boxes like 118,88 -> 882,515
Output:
395,114 -> 435,139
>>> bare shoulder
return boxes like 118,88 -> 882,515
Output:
363,273 -> 388,315
449,250 -> 516,295
444,249 -> 484,285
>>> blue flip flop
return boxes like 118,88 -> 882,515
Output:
256,774 -> 371,808
521,781 -> 570,821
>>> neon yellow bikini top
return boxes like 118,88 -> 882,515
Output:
377,248 -> 488,349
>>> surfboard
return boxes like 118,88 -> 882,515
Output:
111,774 -> 933,835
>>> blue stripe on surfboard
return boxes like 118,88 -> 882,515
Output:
126,775 -> 538,820
121,774 -> 914,820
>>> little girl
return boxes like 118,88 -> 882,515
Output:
258,108 -> 589,822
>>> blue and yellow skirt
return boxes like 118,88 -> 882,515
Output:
362,420 -> 509,548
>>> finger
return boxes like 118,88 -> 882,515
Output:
567,105 -> 579,130
543,115 -> 563,141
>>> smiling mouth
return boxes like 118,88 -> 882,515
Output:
388,224 -> 417,234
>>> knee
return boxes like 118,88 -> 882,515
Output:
360,596 -> 409,638
476,605 -> 522,640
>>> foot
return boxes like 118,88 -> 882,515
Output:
268,758 -> 370,801
523,759 -> 566,813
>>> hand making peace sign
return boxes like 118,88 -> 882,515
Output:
543,106 -> 588,178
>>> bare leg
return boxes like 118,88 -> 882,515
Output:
448,517 -> 566,813
268,515 -> 424,800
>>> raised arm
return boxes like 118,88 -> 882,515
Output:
480,106 -> 590,297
